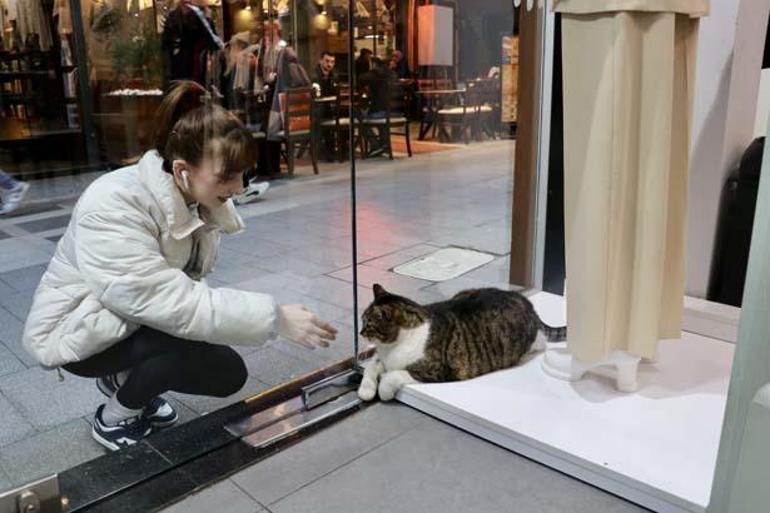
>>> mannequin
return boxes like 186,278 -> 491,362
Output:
543,0 -> 709,391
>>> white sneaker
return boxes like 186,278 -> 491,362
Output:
0,182 -> 30,215
234,181 -> 270,205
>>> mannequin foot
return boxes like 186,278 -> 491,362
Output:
543,349 -> 641,393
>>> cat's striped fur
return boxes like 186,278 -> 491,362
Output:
358,284 -> 566,401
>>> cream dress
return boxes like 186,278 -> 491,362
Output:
553,0 -> 708,362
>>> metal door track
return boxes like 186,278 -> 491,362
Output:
225,369 -> 363,448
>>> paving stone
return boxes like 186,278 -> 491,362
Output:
360,244 -> 442,270
463,255 -> 513,284
0,367 -> 103,430
0,238 -> 53,273
0,468 -> 11,493
243,346 -> 326,386
430,224 -> 512,256
231,404 -> 428,506
15,215 -> 72,234
208,264 -> 266,285
0,392 -> 34,447
0,343 -> 25,377
0,419 -> 106,488
327,265 -> 432,298
255,257 -> 336,279
0,264 -> 47,293
0,289 -> 35,323
0,306 -> 35,367
170,377 -> 270,416
268,416 -> 647,513
159,480 -> 264,513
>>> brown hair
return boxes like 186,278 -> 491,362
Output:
154,81 -> 256,181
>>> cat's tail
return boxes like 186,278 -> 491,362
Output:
538,318 -> 567,342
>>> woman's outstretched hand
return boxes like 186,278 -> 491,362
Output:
277,304 -> 338,349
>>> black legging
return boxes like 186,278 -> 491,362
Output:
64,327 -> 248,409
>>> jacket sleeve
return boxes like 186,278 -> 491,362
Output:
75,210 -> 278,346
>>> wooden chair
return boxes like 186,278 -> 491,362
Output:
319,85 -> 357,162
279,87 -> 318,175
416,78 -> 437,140
475,78 -> 500,140
436,82 -> 480,144
360,80 -> 413,159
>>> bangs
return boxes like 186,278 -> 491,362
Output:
208,127 -> 257,182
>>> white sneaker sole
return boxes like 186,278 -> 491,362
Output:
148,413 -> 179,429
91,427 -> 123,452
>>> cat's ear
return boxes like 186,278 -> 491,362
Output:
373,284 -> 388,299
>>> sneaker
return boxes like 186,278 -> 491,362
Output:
92,404 -> 153,451
97,374 -> 178,428
234,180 -> 270,205
0,182 -> 30,215
144,396 -> 179,428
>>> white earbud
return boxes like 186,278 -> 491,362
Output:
181,170 -> 191,192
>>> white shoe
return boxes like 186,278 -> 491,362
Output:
234,181 -> 270,205
0,182 -> 30,215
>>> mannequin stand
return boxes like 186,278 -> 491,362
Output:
542,348 -> 642,392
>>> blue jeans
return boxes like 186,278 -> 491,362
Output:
0,170 -> 18,191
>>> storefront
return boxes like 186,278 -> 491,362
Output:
0,0 -> 516,178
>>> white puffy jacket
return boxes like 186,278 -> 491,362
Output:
22,151 -> 278,368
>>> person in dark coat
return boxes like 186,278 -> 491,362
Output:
161,0 -> 223,88
358,57 -> 394,155
355,48 -> 373,78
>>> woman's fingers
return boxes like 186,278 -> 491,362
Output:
312,317 -> 338,339
310,328 -> 331,347
295,338 -> 316,350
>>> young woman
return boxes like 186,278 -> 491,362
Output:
22,81 -> 337,451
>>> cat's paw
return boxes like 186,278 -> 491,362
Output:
357,382 -> 378,402
377,373 -> 402,401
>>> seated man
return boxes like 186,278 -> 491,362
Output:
312,51 -> 339,161
358,57 -> 394,157
312,51 -> 338,98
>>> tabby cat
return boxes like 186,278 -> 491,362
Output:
358,284 -> 566,401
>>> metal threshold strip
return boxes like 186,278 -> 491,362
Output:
244,391 -> 361,448
225,369 -> 363,447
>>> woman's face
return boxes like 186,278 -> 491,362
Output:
172,158 -> 245,209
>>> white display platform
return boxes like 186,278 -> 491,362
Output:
398,292 -> 733,513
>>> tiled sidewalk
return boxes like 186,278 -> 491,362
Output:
0,140 -> 516,491
159,404 -> 647,513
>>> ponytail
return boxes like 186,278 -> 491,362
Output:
154,81 -> 209,155
153,81 -> 256,180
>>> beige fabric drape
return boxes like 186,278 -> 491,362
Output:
558,8 -> 703,362
553,0 -> 708,16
